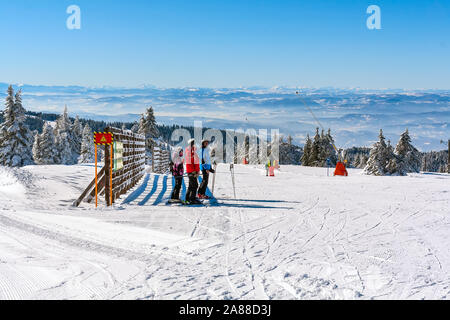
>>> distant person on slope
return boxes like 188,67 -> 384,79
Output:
185,139 -> 202,205
265,159 -> 272,176
169,147 -> 184,203
197,139 -> 215,200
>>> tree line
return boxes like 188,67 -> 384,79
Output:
298,127 -> 447,176
301,128 -> 338,167
0,85 -> 447,174
0,86 -> 162,167
363,129 -> 422,176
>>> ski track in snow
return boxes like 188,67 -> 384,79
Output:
0,164 -> 449,300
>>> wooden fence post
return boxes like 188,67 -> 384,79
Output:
105,144 -> 111,206
448,140 -> 450,174
151,144 -> 155,173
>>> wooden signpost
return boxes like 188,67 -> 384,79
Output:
74,128 -> 146,208
94,132 -> 114,208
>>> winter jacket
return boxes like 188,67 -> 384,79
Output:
185,145 -> 200,174
171,147 -> 184,177
198,147 -> 212,171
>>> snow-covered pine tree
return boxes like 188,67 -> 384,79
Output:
309,128 -> 321,166
234,131 -> 247,163
131,122 -> 139,133
315,128 -> 338,167
318,130 -> 328,167
0,86 -> 34,167
139,107 -> 160,163
54,106 -> 75,164
421,150 -> 448,173
385,140 -> 399,175
78,124 -> 95,163
353,154 -> 361,168
287,135 -> 293,145
325,129 -> 338,165
394,129 -> 422,175
32,132 -> 41,163
71,116 -> 83,161
357,153 -> 368,169
14,89 -> 26,121
33,122 -> 57,165
364,129 -> 394,176
360,154 -> 368,169
301,134 -> 312,166
2,85 -> 15,124
248,134 -> 259,164
279,135 -> 302,165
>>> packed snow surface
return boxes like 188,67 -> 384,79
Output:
0,164 -> 449,300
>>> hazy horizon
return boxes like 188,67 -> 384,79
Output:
1,82 -> 448,152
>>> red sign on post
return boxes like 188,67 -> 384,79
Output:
94,132 -> 114,145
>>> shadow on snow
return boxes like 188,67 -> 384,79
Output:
122,174 -> 293,209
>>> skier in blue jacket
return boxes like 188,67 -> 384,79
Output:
197,139 -> 215,199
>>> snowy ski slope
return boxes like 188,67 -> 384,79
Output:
0,164 -> 449,300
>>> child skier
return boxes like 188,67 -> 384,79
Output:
185,139 -> 202,205
169,147 -> 184,203
198,139 -> 215,199
265,160 -> 272,176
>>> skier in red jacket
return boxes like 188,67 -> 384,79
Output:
185,139 -> 202,204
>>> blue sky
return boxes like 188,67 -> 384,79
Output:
0,0 -> 449,89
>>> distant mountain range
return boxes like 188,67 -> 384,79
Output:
0,83 -> 448,151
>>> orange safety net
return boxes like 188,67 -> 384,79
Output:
334,162 -> 348,176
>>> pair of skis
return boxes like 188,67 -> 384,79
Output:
167,162 -> 236,205
168,200 -> 208,207
175,198 -> 219,207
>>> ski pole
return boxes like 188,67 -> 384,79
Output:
211,162 -> 217,195
230,163 -> 237,199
